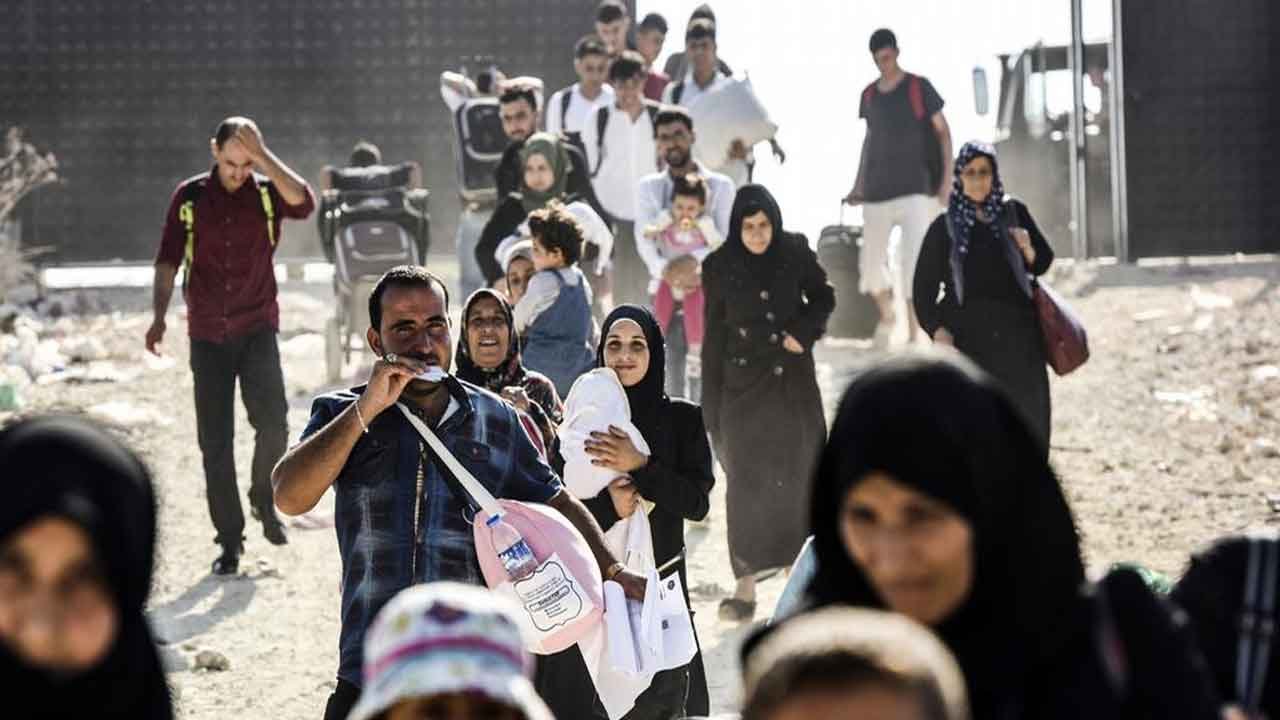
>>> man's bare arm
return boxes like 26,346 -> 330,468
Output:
932,111 -> 954,200
145,263 -> 178,355
234,123 -> 310,206
271,400 -> 368,515
273,356 -> 421,514
546,490 -> 646,600
848,134 -> 871,203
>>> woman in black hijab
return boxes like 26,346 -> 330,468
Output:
0,416 -> 173,719
454,288 -> 564,451
701,183 -> 835,620
584,304 -> 716,718
533,305 -> 714,719
802,351 -> 1222,719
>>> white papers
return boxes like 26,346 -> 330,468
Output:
687,76 -> 778,169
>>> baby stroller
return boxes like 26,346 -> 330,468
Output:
319,164 -> 430,383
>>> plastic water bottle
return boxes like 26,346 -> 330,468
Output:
488,515 -> 538,581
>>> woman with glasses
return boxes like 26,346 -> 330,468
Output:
454,288 -> 564,453
912,140 -> 1056,449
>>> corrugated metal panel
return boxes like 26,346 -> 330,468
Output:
1,0 -> 623,262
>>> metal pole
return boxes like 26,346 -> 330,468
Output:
1109,0 -> 1131,262
1069,0 -> 1089,261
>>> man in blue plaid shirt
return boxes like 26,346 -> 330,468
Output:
272,266 -> 646,720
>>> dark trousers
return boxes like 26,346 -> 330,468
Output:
663,309 -> 701,404
611,220 -> 650,308
190,327 -> 289,547
323,679 -> 360,720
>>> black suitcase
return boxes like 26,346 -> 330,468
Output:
817,203 -> 879,339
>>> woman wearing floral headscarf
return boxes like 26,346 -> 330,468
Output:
913,140 -> 1055,449
454,288 -> 563,451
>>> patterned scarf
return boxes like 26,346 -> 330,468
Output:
947,140 -> 1007,261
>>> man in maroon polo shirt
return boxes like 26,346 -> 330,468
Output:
147,117 -> 315,575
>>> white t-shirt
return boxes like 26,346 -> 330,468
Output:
546,83 -> 616,137
582,104 -> 658,222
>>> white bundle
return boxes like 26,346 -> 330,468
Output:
687,76 -> 778,169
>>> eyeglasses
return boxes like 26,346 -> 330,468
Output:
961,168 -> 993,179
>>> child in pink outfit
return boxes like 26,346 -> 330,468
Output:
643,173 -> 723,353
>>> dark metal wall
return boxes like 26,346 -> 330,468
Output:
1,0 -> 620,263
1120,0 -> 1278,257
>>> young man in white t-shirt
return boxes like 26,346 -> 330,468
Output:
582,50 -> 659,307
545,35 -> 615,143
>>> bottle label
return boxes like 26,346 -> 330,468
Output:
511,553 -> 586,633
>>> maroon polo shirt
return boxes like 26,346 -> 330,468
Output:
156,168 -> 315,343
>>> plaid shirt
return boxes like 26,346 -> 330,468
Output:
298,377 -> 562,686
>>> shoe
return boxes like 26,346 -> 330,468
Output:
262,518 -> 288,546
212,543 -> 242,575
253,496 -> 288,546
718,597 -> 757,622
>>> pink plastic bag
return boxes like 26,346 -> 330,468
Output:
474,500 -> 605,654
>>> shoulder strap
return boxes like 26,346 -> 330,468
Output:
671,81 -> 685,105
179,181 -> 203,281
1237,538 -> 1279,711
592,105 -> 610,177
643,100 -> 660,125
396,402 -> 503,519
560,88 -> 573,130
909,74 -> 926,121
179,177 -> 277,280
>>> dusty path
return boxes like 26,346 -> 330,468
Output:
2,256 -> 1277,717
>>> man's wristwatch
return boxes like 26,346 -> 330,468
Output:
604,562 -> 625,581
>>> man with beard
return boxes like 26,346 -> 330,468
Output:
494,85 -> 602,218
272,266 -> 647,720
635,106 -> 734,403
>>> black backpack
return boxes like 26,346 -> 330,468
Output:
590,101 -> 661,176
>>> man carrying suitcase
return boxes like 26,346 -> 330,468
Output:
845,28 -> 952,346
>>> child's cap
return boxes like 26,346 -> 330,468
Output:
347,582 -> 553,720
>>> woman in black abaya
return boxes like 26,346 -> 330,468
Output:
0,416 -> 173,719
799,351 -> 1223,719
701,184 -> 835,620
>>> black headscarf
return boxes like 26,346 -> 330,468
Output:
804,351 -> 1085,717
596,305 -> 667,434
0,416 -> 173,719
455,288 -> 527,393
725,184 -> 786,284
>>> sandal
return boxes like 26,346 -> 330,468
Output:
718,597 -> 757,622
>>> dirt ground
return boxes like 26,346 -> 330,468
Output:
2,255 -> 1278,717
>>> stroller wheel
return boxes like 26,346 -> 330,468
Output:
325,316 -> 343,384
